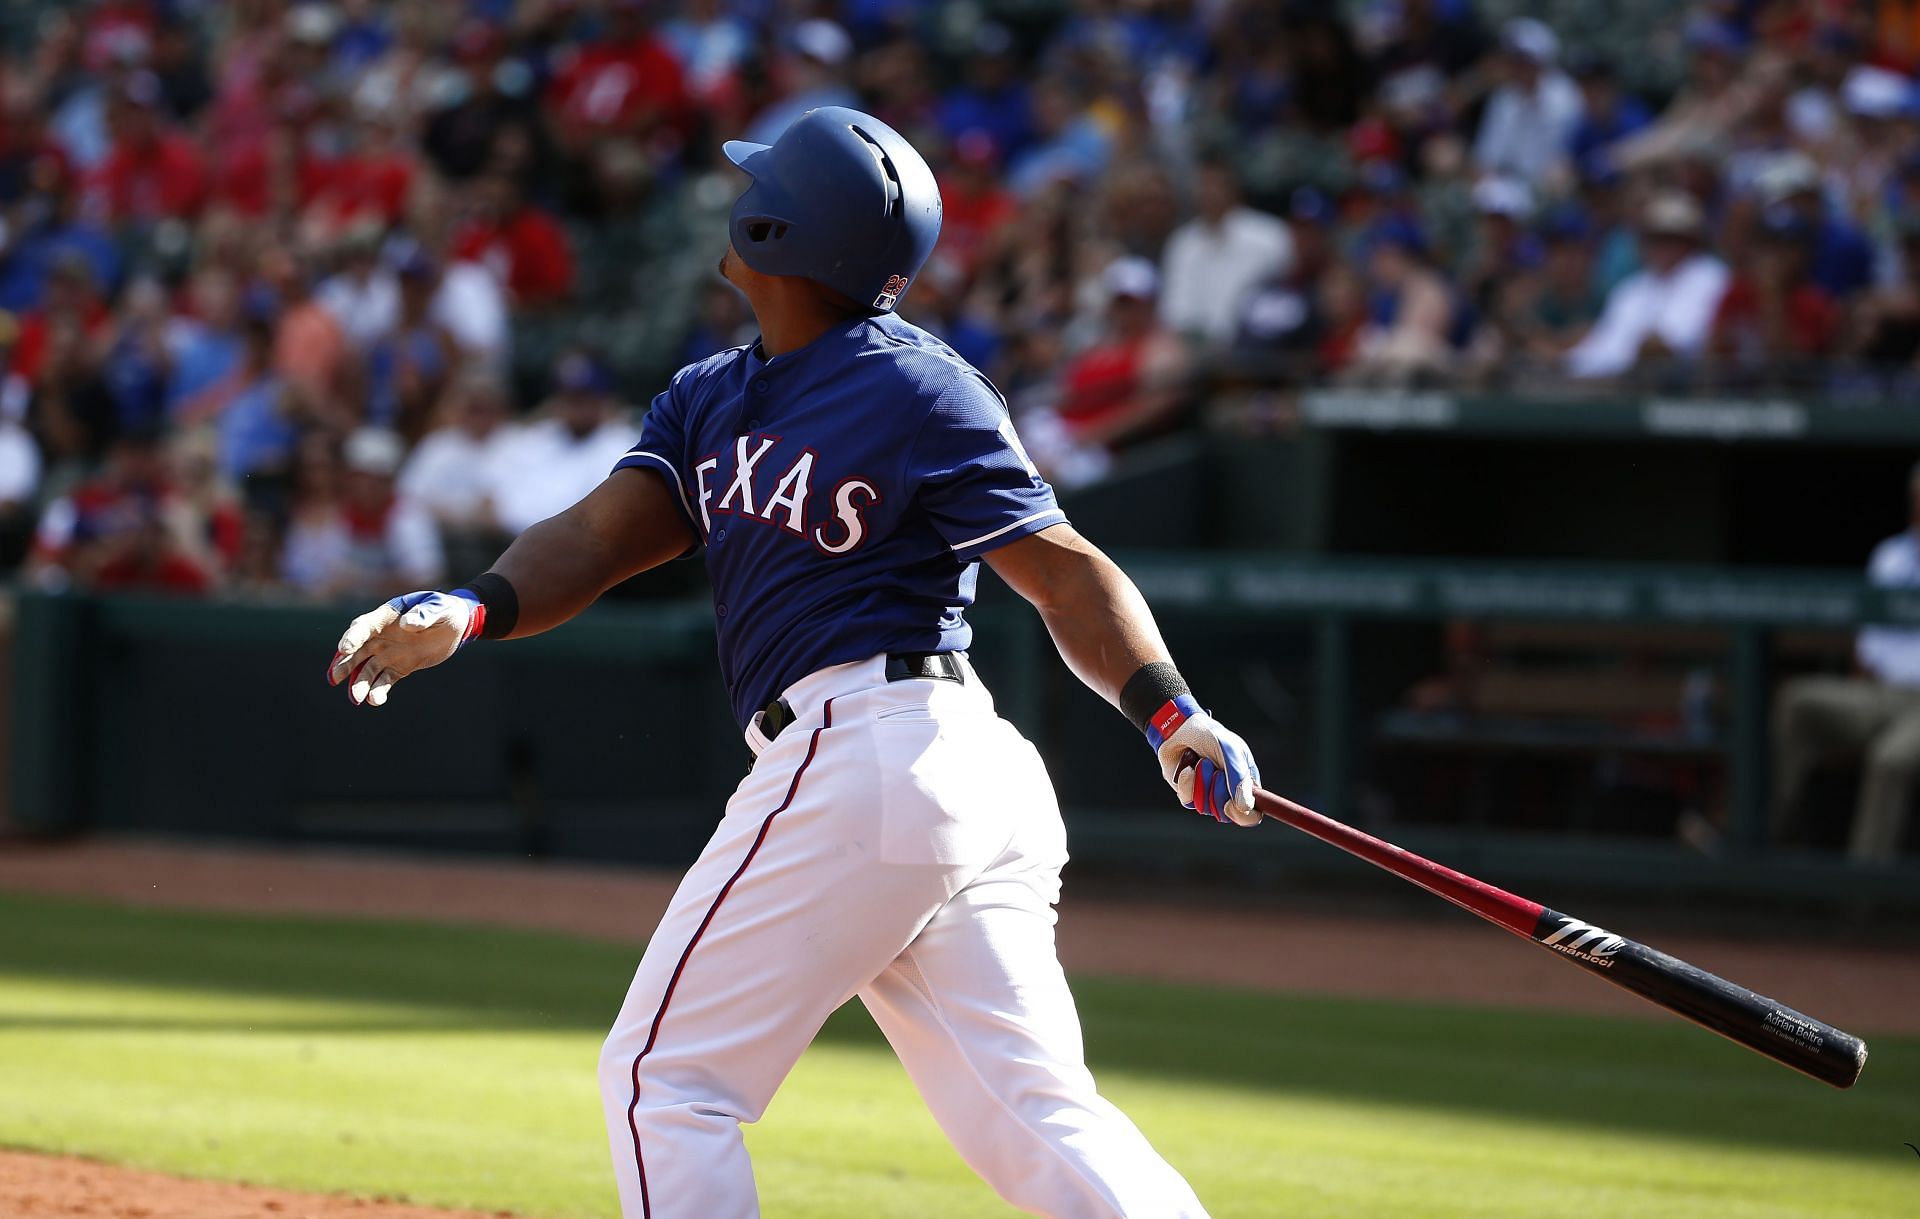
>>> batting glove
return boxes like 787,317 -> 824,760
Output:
1145,695 -> 1262,827
327,590 -> 483,708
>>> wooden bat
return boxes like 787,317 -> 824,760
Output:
1249,785 -> 1869,1088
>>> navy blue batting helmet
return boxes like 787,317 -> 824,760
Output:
723,107 -> 942,314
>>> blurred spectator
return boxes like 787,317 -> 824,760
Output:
398,369 -> 517,540
449,171 -> 574,309
1503,207 -> 1604,362
0,150 -> 120,313
1348,219 -> 1457,385
678,280 -> 754,368
1566,55 -> 1651,182
365,247 -> 455,440
1159,160 -> 1294,346
484,350 -> 640,535
1053,258 -> 1190,453
28,428 -> 208,594
743,20 -> 856,148
263,249 -> 352,428
546,0 -> 688,153
1008,77 -> 1113,197
938,131 -> 1019,277
1752,152 -> 1874,300
937,25 -> 1033,164
1708,208 -> 1840,377
88,72 -> 206,226
281,427 -> 443,599
1773,463 -> 1920,863
1566,193 -> 1729,379
1472,19 -> 1583,189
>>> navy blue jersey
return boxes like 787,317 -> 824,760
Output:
612,313 -> 1064,727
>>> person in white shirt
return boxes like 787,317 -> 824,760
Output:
1158,159 -> 1294,345
483,350 -> 642,535
1472,18 -> 1584,189
1565,191 -> 1729,379
1773,462 -> 1920,863
398,370 -> 520,532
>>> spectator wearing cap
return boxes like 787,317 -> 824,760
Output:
365,247 -> 455,441
423,19 -> 546,185
87,71 -> 207,226
1708,206 -> 1840,378
1158,158 -> 1294,347
1609,18 -> 1750,172
1471,18 -> 1583,190
1773,462 -> 1920,864
1505,206 -> 1604,361
1752,152 -> 1874,299
936,25 -> 1034,165
1347,218 -> 1457,385
743,19 -> 859,149
1566,55 -> 1651,182
1566,192 -> 1730,379
449,170 -> 575,310
1459,175 -> 1536,318
1053,258 -> 1190,453
280,427 -> 444,600
482,350 -> 641,536
937,131 -> 1019,276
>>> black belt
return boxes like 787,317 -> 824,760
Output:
757,652 -> 964,742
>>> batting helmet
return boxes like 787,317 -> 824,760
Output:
723,107 -> 942,314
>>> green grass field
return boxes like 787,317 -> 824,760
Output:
2,890 -> 1916,1218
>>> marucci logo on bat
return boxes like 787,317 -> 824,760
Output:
1538,916 -> 1627,967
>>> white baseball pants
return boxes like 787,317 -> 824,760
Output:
597,654 -> 1208,1219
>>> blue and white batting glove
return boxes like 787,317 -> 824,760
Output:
1144,695 -> 1263,827
326,590 -> 483,707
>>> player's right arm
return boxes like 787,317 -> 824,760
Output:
326,467 -> 695,707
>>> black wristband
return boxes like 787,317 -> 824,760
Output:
455,572 -> 519,640
1119,662 -> 1191,732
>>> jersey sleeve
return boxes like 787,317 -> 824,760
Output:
611,371 -> 703,547
910,372 -> 1066,561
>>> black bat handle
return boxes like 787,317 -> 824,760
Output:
1531,907 -> 1869,1089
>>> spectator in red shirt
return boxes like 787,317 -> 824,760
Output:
90,72 -> 206,225
1056,257 -> 1191,451
545,0 -> 688,152
210,86 -> 334,220
28,427 -> 211,595
1709,207 -> 1839,378
450,171 -> 575,308
939,130 -> 1018,275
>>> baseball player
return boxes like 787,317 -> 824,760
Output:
328,108 -> 1261,1219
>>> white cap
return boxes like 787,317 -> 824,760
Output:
1502,17 -> 1559,64
344,427 -> 406,477
1754,150 -> 1820,203
1472,175 -> 1534,218
790,19 -> 852,66
1103,256 -> 1159,301
1843,65 -> 1911,118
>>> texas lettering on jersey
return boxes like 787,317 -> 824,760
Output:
694,433 -> 879,556
610,312 -> 1065,727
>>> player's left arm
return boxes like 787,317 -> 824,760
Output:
985,522 -> 1262,826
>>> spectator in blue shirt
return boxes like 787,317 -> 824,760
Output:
936,25 -> 1033,164
0,156 -> 121,313
1567,55 -> 1651,183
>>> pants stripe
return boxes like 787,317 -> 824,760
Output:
623,696 -> 837,1217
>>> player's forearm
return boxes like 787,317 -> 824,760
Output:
473,469 -> 698,640
483,511 -> 631,638
1000,528 -> 1173,709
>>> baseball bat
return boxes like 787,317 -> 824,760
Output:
1249,785 -> 1869,1089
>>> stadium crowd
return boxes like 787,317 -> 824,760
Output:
4,0 -> 1920,599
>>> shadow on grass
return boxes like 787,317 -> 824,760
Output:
4,890 -> 1915,1164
